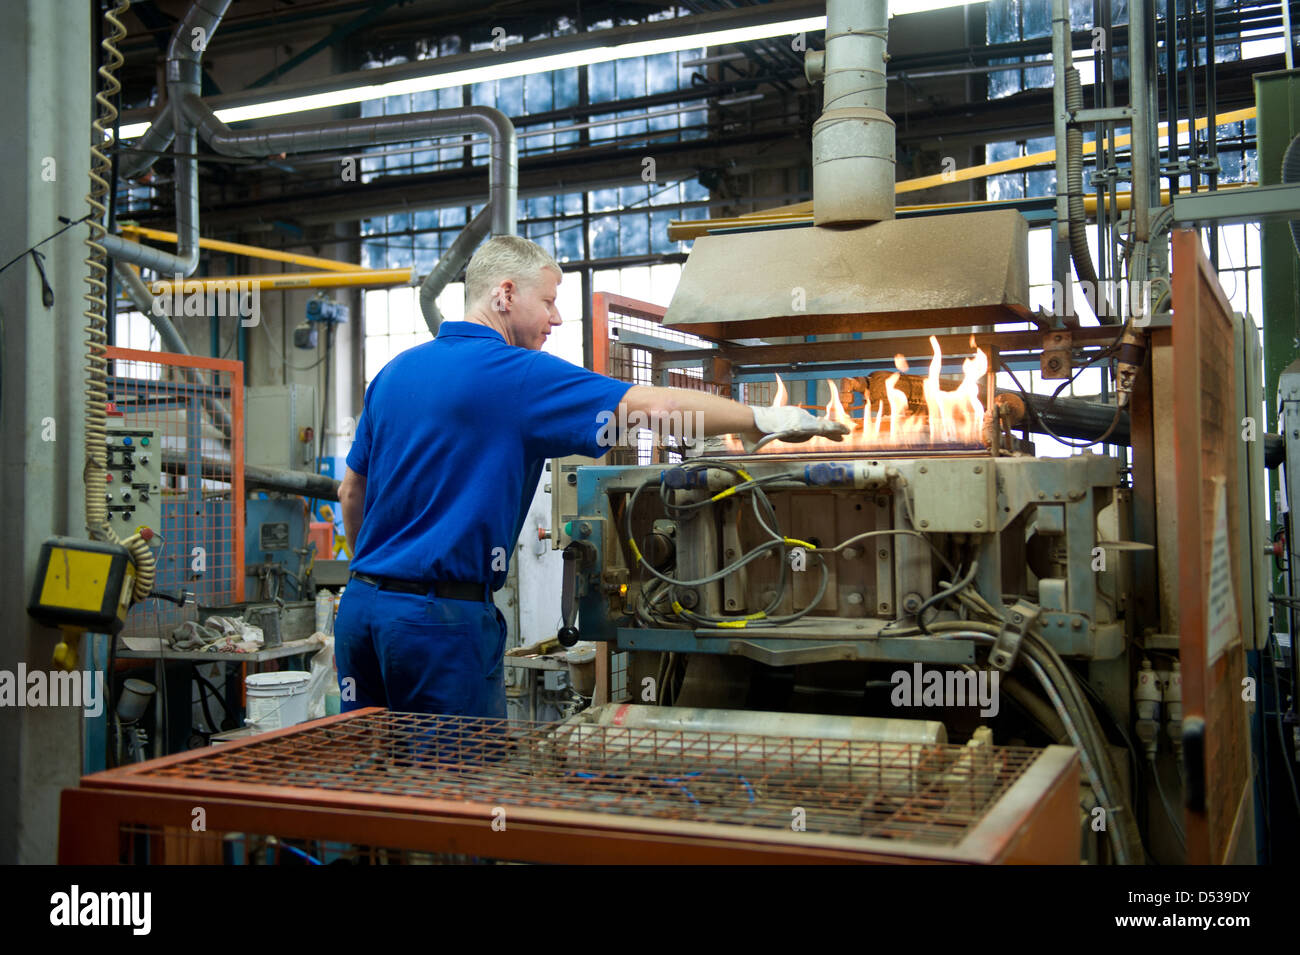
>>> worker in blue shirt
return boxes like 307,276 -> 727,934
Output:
334,235 -> 845,717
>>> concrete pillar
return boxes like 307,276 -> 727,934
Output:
0,0 -> 92,863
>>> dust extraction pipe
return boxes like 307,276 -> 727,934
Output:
179,93 -> 517,334
811,0 -> 895,225
101,0 -> 231,276
180,95 -> 516,239
106,0 -> 516,325
417,206 -> 493,335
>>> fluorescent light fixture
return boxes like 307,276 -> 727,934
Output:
118,3 -> 982,139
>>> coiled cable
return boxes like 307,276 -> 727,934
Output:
84,0 -> 153,601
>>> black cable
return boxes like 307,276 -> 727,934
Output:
1251,641 -> 1273,861
1268,628 -> 1300,819
998,357 -> 1124,448
0,213 -> 93,276
29,251 -> 54,308
192,665 -> 221,734
192,665 -> 231,732
105,634 -> 118,767
915,561 -> 979,635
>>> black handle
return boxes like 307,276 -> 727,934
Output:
557,545 -> 581,646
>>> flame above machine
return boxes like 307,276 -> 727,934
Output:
725,335 -> 991,454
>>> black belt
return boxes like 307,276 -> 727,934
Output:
350,572 -> 488,602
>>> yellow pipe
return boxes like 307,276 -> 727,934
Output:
895,105 -> 1256,194
669,106 -> 1258,238
119,224 -> 367,273
146,269 -> 415,294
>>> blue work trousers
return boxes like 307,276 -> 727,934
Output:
334,578 -> 507,718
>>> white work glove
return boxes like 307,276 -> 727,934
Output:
744,405 -> 850,451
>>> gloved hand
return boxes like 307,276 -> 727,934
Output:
744,405 -> 850,452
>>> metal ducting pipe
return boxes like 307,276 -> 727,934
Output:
163,451 -> 341,500
182,93 -> 516,326
181,95 -> 517,238
118,107 -> 174,181
812,0 -> 895,225
417,205 -> 493,335
114,262 -> 234,439
102,0 -> 232,276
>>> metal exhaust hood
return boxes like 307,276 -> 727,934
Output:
663,0 -> 1032,339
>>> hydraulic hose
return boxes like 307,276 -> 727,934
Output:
1065,68 -> 1117,324
85,0 -> 153,601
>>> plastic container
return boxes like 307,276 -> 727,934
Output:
315,589 -> 335,636
245,670 -> 311,731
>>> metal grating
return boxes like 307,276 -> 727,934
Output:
139,712 -> 1039,846
106,348 -> 245,637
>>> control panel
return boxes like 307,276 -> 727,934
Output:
104,425 -> 162,536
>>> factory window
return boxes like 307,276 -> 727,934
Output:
986,135 -> 1057,200
588,51 -> 709,144
360,261 -> 589,386
112,309 -> 161,354
355,28 -> 703,181
360,172 -> 708,388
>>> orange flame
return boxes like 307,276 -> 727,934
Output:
724,337 -> 990,454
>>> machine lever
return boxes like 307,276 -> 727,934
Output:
558,541 -> 596,647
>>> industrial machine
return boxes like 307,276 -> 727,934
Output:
543,0 -> 1266,866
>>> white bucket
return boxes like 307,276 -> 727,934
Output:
245,670 -> 312,731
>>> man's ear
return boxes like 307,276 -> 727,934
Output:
492,282 -> 511,312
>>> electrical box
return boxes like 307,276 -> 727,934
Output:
28,537 -> 135,635
246,385 -> 317,472
549,454 -> 598,548
104,423 -> 162,536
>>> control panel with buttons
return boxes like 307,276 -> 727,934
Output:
104,425 -> 161,535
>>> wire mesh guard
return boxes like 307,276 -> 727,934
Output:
143,712 -> 1039,846
105,348 -> 244,638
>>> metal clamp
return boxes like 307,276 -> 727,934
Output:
990,600 -> 1039,672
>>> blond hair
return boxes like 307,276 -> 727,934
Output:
464,235 -> 561,309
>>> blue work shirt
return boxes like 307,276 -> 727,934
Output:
346,321 -> 632,591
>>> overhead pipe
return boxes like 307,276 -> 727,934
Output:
812,0 -> 895,225
115,262 -> 234,440
181,94 -> 517,238
162,451 -> 341,500
179,92 -> 516,331
102,0 -> 232,277
121,224 -> 364,272
118,107 -> 174,180
417,206 -> 492,335
146,268 -> 416,293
